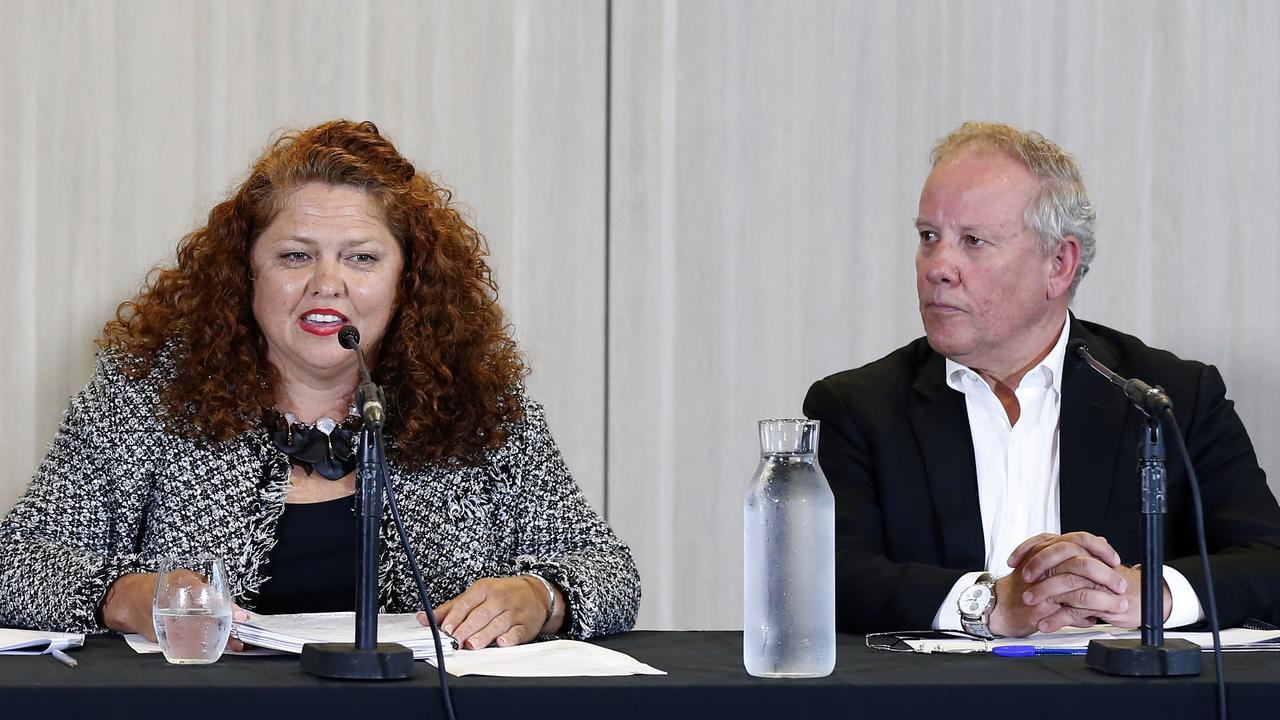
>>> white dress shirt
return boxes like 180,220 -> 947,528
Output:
931,315 -> 1204,631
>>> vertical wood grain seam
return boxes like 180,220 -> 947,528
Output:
603,0 -> 613,520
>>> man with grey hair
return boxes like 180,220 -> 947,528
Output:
805,121 -> 1280,636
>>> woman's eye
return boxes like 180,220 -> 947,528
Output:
281,251 -> 311,263
349,253 -> 377,264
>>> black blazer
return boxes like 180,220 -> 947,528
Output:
804,316 -> 1280,633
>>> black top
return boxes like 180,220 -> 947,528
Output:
253,494 -> 358,615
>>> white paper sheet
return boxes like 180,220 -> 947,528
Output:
1167,628 -> 1280,650
0,628 -> 84,655
423,639 -> 666,677
903,625 -> 1280,654
123,633 -> 284,656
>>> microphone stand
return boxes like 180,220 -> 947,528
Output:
1073,342 -> 1200,677
300,340 -> 414,680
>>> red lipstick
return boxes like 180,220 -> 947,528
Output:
298,307 -> 350,336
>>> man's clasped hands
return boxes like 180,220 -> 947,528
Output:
987,531 -> 1169,637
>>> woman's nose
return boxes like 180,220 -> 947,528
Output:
309,259 -> 344,297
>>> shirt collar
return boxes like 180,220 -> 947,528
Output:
944,315 -> 1071,395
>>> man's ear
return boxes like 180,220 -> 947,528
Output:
1047,235 -> 1081,300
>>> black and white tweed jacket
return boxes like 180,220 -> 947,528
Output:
0,353 -> 640,639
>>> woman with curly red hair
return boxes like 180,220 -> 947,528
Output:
0,120 -> 639,650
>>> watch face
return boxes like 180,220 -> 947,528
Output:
960,585 -> 994,616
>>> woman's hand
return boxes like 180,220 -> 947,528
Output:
102,572 -> 159,639
102,572 -> 251,651
420,576 -> 566,649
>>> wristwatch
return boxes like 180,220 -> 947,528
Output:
958,573 -> 999,639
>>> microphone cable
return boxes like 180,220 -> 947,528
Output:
1164,407 -> 1226,720
342,325 -> 458,720
381,450 -> 459,720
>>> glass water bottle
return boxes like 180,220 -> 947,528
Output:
743,418 -> 836,677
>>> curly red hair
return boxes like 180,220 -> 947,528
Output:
101,120 -> 527,467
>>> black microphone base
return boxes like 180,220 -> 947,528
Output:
1085,638 -> 1202,676
300,642 -> 415,680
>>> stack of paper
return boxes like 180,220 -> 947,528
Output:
130,613 -> 666,677
231,612 -> 457,659
0,628 -> 84,655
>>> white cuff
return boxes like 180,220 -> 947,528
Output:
933,571 -> 986,630
1162,565 -> 1206,628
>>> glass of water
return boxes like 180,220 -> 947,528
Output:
152,557 -> 233,664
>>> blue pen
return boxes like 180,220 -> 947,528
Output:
992,645 -> 1087,657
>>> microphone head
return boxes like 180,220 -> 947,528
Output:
1067,338 -> 1091,359
337,325 -> 361,350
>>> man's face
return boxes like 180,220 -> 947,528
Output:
914,149 -> 1064,377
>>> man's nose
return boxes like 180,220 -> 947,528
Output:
921,243 -> 959,286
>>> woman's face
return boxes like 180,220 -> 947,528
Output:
250,182 -> 404,388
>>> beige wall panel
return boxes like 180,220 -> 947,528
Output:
5,0 -> 1277,634
610,0 -> 1280,629
0,1 -> 606,514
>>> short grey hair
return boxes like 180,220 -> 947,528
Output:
930,122 -> 1097,297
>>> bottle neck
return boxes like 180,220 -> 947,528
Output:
758,419 -> 819,455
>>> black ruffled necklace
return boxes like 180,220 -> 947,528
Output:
267,409 -> 360,481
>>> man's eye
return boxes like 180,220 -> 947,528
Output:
918,230 -> 937,243
963,235 -> 986,247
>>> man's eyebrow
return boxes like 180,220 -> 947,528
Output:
913,219 -> 1003,236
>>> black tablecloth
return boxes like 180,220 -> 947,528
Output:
1,631 -> 1275,719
